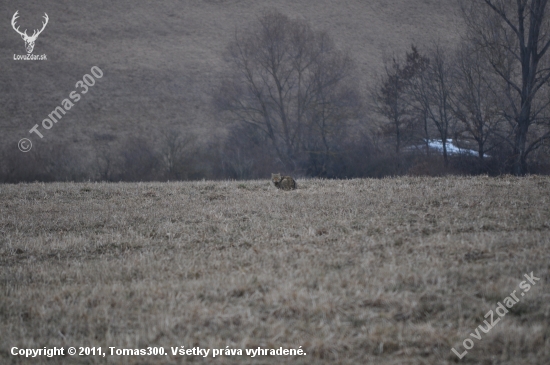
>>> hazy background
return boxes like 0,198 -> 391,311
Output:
1,0 -> 520,182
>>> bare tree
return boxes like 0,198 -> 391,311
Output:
372,46 -> 429,154
216,10 -> 361,176
409,46 -> 456,167
451,43 -> 505,160
302,50 -> 362,176
218,123 -> 266,179
159,128 -> 193,180
462,0 -> 550,174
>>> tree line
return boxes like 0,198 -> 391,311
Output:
2,1 -> 549,182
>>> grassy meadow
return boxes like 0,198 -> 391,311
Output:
1,176 -> 549,364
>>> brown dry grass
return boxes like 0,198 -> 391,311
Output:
1,176 -> 549,364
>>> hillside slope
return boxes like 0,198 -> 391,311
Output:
1,0 -> 461,158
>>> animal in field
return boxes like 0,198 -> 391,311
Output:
271,173 -> 297,190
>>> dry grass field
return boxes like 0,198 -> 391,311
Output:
1,176 -> 549,364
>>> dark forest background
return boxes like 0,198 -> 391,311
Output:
1,0 -> 549,183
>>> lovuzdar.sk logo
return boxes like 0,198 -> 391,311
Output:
12,10 -> 48,60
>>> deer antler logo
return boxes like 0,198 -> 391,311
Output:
11,10 -> 49,54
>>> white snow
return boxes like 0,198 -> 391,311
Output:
406,139 -> 489,157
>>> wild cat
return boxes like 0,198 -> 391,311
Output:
271,173 -> 297,190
